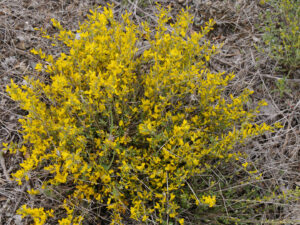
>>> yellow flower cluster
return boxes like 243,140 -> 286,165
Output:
201,195 -> 216,208
17,205 -> 53,225
5,5 -> 273,225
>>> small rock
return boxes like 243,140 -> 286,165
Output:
16,41 -> 27,50
24,21 -> 34,31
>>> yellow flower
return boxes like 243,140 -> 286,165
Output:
27,189 -> 40,195
179,218 -> 184,225
136,163 -> 145,171
34,63 -> 43,71
201,195 -> 216,207
242,162 -> 249,168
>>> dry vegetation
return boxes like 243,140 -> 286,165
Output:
0,0 -> 299,224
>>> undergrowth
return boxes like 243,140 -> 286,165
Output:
257,0 -> 299,74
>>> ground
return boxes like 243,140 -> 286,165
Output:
0,0 -> 299,224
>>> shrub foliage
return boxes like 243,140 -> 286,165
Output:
5,5 -> 279,225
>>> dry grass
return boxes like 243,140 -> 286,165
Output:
0,0 -> 299,224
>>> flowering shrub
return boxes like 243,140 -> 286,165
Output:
5,5 -> 277,225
